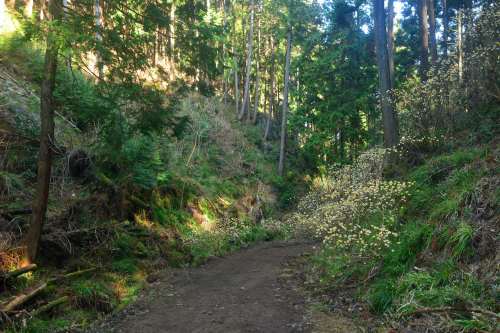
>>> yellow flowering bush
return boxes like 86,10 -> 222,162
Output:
289,149 -> 412,259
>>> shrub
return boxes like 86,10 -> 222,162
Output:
289,149 -> 411,260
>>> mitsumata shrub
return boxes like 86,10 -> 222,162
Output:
287,149 -> 411,259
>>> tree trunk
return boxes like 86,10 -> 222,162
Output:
417,0 -> 429,80
387,0 -> 395,88
62,0 -> 71,72
278,29 -> 292,176
464,0 -> 473,33
234,53 -> 239,115
251,17 -> 261,124
23,0 -> 33,17
262,69 -> 268,127
222,0 -> 227,105
238,0 -> 254,121
442,0 -> 448,58
251,64 -> 260,124
463,0 -> 472,83
264,36 -> 275,141
35,0 -> 46,21
427,0 -> 438,66
457,9 -> 463,83
169,3 -> 176,82
25,0 -> 61,264
94,0 -> 104,79
374,0 -> 399,147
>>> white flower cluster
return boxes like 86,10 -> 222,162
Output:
287,149 -> 412,259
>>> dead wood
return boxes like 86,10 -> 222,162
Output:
0,209 -> 32,220
30,296 -> 69,317
1,267 -> 95,313
404,306 -> 500,320
1,264 -> 37,280
1,282 -> 47,312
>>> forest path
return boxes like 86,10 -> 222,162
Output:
91,241 -> 313,333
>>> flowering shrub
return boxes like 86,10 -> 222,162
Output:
288,149 -> 411,259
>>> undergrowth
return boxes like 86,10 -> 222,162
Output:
302,139 -> 499,332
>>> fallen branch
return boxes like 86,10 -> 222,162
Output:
30,296 -> 69,317
404,306 -> 455,316
1,264 -> 37,281
0,208 -> 32,220
404,306 -> 500,320
0,267 -> 95,313
48,267 -> 96,283
1,282 -> 47,312
471,308 -> 500,320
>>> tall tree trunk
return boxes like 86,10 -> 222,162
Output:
374,0 -> 399,147
169,3 -> 176,82
262,68 -> 268,127
35,0 -> 46,21
234,53 -> 239,115
427,0 -> 438,65
417,0 -> 430,80
264,36 -> 275,141
442,0 -> 448,58
94,0 -> 104,79
238,0 -> 254,121
23,0 -> 33,17
387,0 -> 395,88
463,0 -> 472,81
457,9 -> 463,83
251,17 -> 261,124
62,0 -> 72,72
25,0 -> 61,264
464,0 -> 473,33
222,0 -> 228,105
278,29 -> 292,176
251,64 -> 260,124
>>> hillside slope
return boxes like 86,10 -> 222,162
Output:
288,138 -> 499,332
0,36 -> 290,332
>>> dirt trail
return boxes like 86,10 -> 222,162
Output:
91,241 -> 313,333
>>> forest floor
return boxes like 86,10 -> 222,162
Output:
85,241 -> 362,333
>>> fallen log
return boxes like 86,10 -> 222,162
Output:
1,264 -> 37,280
0,267 -> 95,313
48,267 -> 96,283
30,296 -> 69,317
1,282 -> 47,312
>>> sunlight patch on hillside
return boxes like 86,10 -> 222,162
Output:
0,6 -> 18,34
